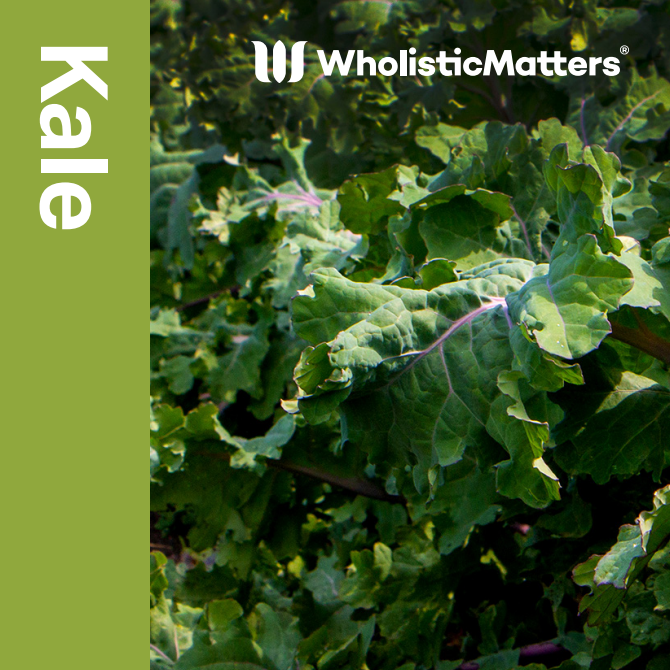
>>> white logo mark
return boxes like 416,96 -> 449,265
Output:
252,41 -> 307,82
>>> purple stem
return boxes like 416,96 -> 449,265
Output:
605,92 -> 660,151
295,182 -> 324,203
386,298 -> 508,385
259,191 -> 323,208
458,642 -> 565,669
509,203 -> 533,259
150,644 -> 175,665
580,97 -> 589,147
308,72 -> 325,94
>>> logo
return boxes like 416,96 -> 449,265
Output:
252,41 -> 307,83
251,42 -> 623,83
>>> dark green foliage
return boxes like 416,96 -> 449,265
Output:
151,1 -> 670,668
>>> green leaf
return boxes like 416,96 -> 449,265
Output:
554,371 -> 670,484
574,486 -> 670,624
415,124 -> 467,164
249,604 -> 301,670
151,310 -> 201,338
653,571 -> 670,611
151,552 -> 169,604
571,69 -> 670,154
417,189 -> 527,271
337,166 -> 406,234
207,308 -> 273,402
208,599 -> 244,631
292,264 -> 560,506
229,414 -> 296,470
594,525 -> 646,589
508,158 -> 633,360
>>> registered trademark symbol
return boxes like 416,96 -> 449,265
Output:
620,45 -> 629,55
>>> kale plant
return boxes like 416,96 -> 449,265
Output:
151,2 -> 670,668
